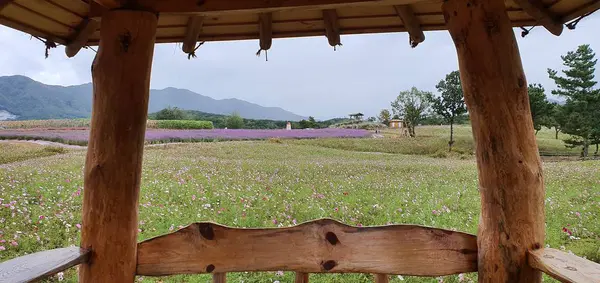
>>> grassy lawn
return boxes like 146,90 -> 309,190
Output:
0,142 -> 68,165
288,125 -> 581,158
0,132 -> 598,282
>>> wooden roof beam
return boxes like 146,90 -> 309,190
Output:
0,0 -> 14,12
89,0 -> 432,18
258,13 -> 273,54
513,0 -> 563,36
394,5 -> 425,47
182,16 -> 204,55
323,9 -> 341,48
92,0 -> 126,9
65,19 -> 100,58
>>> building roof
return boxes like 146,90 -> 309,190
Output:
0,0 -> 597,52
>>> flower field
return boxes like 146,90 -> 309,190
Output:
0,139 -> 598,282
0,128 -> 370,145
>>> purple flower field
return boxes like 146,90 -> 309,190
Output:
0,128 -> 370,144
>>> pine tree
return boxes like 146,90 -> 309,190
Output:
548,44 -> 600,157
527,84 -> 553,135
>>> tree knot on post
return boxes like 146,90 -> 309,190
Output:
325,232 -> 339,245
198,223 -> 215,240
321,260 -> 337,271
119,31 -> 132,53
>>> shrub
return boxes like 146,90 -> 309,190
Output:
226,113 -> 244,129
154,120 -> 214,129
329,120 -> 387,130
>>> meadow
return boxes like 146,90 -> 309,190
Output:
0,126 -> 598,282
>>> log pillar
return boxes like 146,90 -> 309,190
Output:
80,10 -> 157,283
442,0 -> 545,282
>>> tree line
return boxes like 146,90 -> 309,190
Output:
149,108 -> 345,130
381,44 -> 599,157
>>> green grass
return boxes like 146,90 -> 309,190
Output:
0,143 -> 68,165
288,125 -> 581,157
0,140 -> 598,282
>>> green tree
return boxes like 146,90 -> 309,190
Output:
225,112 -> 244,129
432,71 -> 466,151
548,44 -> 600,157
154,107 -> 188,120
545,103 -> 565,139
527,84 -> 554,135
378,109 -> 391,124
391,87 -> 432,137
299,116 -> 318,129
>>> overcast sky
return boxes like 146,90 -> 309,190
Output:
0,14 -> 598,120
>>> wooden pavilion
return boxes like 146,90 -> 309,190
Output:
0,0 -> 599,282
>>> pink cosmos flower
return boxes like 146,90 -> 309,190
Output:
39,215 -> 45,220
0,246 -> 5,251
575,212 -> 581,217
292,219 -> 297,225
10,241 -> 17,246
192,195 -> 196,201
272,219 -> 278,224
75,224 -> 82,229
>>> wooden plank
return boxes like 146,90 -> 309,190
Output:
295,272 -> 310,283
561,1 -> 600,23
0,0 -> 14,12
137,219 -> 477,276
374,274 -> 389,283
93,0 -> 124,9
0,247 -> 89,283
528,248 -> 600,283
65,18 -> 100,57
212,273 -> 227,283
89,0 -> 436,17
0,3 -> 74,38
79,9 -> 157,283
513,0 -> 563,35
394,5 -> 424,47
0,16 -> 68,44
323,9 -> 341,47
182,15 -> 204,54
443,0 -> 546,282
14,0 -> 82,27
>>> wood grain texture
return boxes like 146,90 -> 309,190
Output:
528,248 -> 600,283
89,0 -> 433,17
258,13 -> 272,51
374,274 -> 390,283
0,247 -> 89,283
295,272 -> 310,283
212,273 -> 226,283
394,5 -> 424,47
182,15 -> 204,54
65,18 -> 100,57
137,219 -> 477,276
323,9 -> 341,47
513,0 -> 563,35
0,0 -> 13,12
443,0 -> 545,282
79,9 -> 157,283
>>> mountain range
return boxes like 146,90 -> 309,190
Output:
0,75 -> 306,121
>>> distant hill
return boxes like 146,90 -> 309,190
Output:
0,75 -> 306,121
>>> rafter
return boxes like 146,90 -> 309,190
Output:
182,16 -> 204,55
258,13 -> 273,53
513,0 -> 563,36
89,0 -> 431,18
65,19 -> 100,58
323,9 -> 341,47
394,5 -> 424,47
92,0 -> 125,9
0,0 -> 15,12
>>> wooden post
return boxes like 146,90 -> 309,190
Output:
80,10 -> 157,283
443,0 -> 545,282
